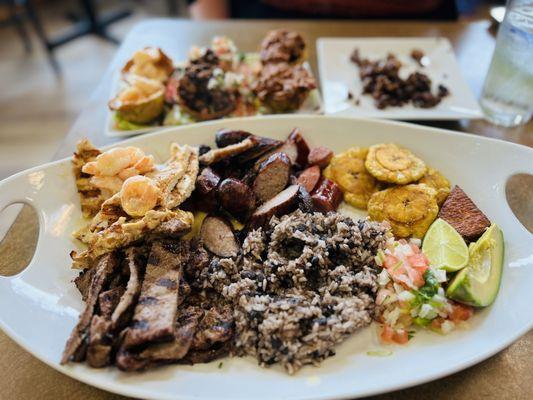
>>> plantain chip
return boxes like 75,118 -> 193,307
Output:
323,147 -> 380,209
368,183 -> 438,238
365,143 -> 426,184
418,167 -> 451,206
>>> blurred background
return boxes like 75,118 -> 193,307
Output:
0,0 -> 504,180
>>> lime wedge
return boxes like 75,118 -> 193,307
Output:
422,218 -> 469,271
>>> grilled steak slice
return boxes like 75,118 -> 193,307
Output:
151,217 -> 192,239
182,341 -> 232,364
191,306 -> 234,351
438,186 -> 491,242
235,136 -> 283,164
61,252 -> 121,364
87,315 -> 113,368
116,307 -> 201,371
74,268 -> 95,302
111,247 -> 146,329
122,241 -> 189,348
98,286 -> 125,319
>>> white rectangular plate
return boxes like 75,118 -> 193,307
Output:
317,37 -> 483,120
0,116 -> 531,400
105,59 -> 323,138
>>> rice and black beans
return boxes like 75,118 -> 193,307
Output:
194,210 -> 389,373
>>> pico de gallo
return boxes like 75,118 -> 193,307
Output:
375,238 -> 474,345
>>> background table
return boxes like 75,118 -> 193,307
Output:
1,19 -> 531,400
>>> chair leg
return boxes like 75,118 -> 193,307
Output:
8,1 -> 32,53
24,0 -> 61,74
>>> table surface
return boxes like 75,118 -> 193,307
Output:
1,18 -> 532,400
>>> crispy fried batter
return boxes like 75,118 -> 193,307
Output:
365,143 -> 426,184
438,185 -> 490,242
148,144 -> 199,209
368,183 -> 438,238
418,167 -> 450,206
72,194 -> 193,269
323,147 -> 380,209
72,139 -> 105,218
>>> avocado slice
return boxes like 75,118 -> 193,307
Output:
446,224 -> 504,307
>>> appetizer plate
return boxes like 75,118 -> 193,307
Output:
0,116 -> 531,400
317,37 -> 483,120
105,59 -> 323,138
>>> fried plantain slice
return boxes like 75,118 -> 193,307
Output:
365,143 -> 426,184
368,183 -> 438,238
323,147 -> 380,209
418,167 -> 450,206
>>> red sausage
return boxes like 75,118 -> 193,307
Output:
296,165 -> 321,193
308,146 -> 333,169
311,178 -> 343,213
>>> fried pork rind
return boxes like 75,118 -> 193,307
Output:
365,143 -> 426,184
72,139 -> 105,218
323,147 -> 380,209
148,144 -> 199,209
418,167 -> 450,206
368,184 -> 438,238
72,193 -> 193,269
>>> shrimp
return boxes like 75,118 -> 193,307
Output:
120,175 -> 160,217
90,175 -> 124,192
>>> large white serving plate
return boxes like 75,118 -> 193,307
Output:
0,115 -> 531,400
317,37 -> 483,120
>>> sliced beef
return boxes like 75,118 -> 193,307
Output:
215,129 -> 252,148
122,241 -> 189,348
98,286 -> 125,319
200,215 -> 239,258
191,306 -> 234,351
151,217 -> 192,239
438,186 -> 491,242
61,252 -> 121,364
249,184 -> 300,228
111,247 -> 146,329
116,307 -> 201,371
218,178 -> 256,221
182,342 -> 232,364
252,153 -> 291,204
74,268 -> 95,302
199,137 -> 256,165
87,315 -> 113,368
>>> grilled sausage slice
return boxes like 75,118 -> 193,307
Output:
218,178 -> 256,221
296,165 -> 321,193
311,178 -> 343,213
200,215 -> 239,258
288,128 -> 310,168
249,185 -> 300,228
195,167 -> 221,212
308,146 -> 333,169
235,136 -> 283,164
252,153 -> 291,203
215,129 -> 252,148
